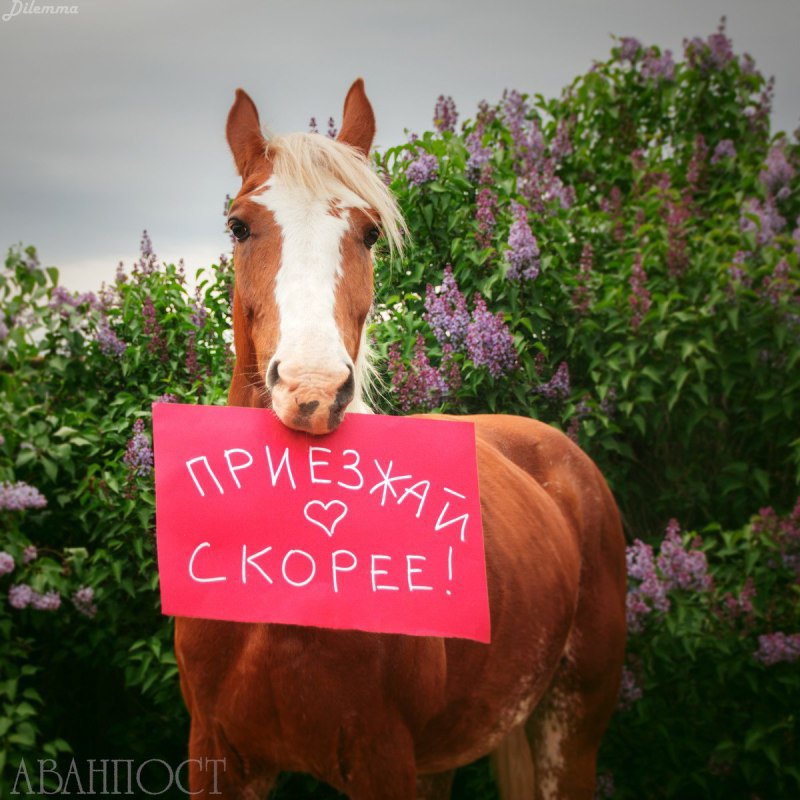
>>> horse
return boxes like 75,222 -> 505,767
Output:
174,79 -> 627,800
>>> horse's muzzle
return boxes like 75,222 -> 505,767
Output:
267,360 -> 355,434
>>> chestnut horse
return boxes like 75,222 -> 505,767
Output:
175,79 -> 626,799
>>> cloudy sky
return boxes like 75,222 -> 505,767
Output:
0,0 -> 797,290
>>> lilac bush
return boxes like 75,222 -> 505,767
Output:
611,502 -> 800,797
373,21 -> 799,796
0,235 -> 233,792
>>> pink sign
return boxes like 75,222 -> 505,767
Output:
152,404 -> 490,642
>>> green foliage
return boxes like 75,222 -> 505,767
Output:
373,31 -> 800,535
0,241 -> 232,795
607,508 -> 800,799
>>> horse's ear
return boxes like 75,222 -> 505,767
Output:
337,78 -> 376,157
227,89 -> 267,178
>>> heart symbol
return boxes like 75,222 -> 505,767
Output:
303,500 -> 348,538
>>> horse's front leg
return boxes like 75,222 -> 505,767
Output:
187,717 -> 276,799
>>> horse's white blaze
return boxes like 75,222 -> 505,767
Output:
257,174 -> 353,383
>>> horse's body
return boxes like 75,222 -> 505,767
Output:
176,80 -> 626,799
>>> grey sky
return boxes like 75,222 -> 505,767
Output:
0,0 -> 797,291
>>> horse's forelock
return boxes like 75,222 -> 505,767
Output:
267,132 -> 404,254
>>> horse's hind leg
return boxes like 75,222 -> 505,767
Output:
524,597 -> 625,798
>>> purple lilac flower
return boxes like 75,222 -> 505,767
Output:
506,203 -> 540,281
727,251 -> 752,289
475,188 -> 497,250
439,344 -> 462,395
124,418 -> 154,478
326,117 -> 338,139
0,481 -> 47,511
190,287 -> 208,328
617,666 -> 643,710
115,261 -> 128,285
665,199 -> 691,278
0,552 -> 15,576
618,37 -> 642,62
600,387 -> 617,418
96,317 -> 127,357
423,266 -> 471,348
156,393 -> 178,404
537,361 -> 571,401
722,577 -> 756,620
686,134 -> 708,194
551,120 -> 573,160
572,243 -> 593,315
9,584 -> 34,609
142,296 -> 166,357
22,545 -> 37,564
31,590 -> 61,611
629,254 -> 651,330
641,47 -> 675,81
760,259 -> 791,306
745,76 -> 775,135
433,95 -> 458,134
754,632 -> 800,666
406,151 -> 439,186
308,117 -> 318,134
465,131 -> 493,178
752,499 -> 800,579
72,586 -> 98,618
759,142 -> 795,196
656,519 -> 713,591
684,18 -> 734,71
136,230 -> 157,277
387,335 -> 450,413
465,296 -> 518,378
500,89 -> 574,212
740,197 -> 786,246
49,286 -> 100,315
710,139 -> 736,165
626,539 -> 670,632
501,89 -> 527,124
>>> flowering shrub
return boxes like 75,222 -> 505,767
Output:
603,503 -> 800,798
373,18 -> 800,536
0,239 -> 232,794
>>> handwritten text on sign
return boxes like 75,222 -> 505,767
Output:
152,404 -> 490,642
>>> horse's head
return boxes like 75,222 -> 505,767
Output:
225,79 -> 402,434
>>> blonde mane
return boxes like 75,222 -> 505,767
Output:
267,132 -> 404,254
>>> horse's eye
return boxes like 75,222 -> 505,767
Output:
228,218 -> 250,242
363,227 -> 380,249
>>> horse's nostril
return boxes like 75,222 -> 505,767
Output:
332,367 -> 355,413
297,400 -> 319,417
266,360 -> 281,389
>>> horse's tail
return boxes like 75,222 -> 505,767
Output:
491,725 -> 534,800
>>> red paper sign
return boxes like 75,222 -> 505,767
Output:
152,404 -> 490,642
